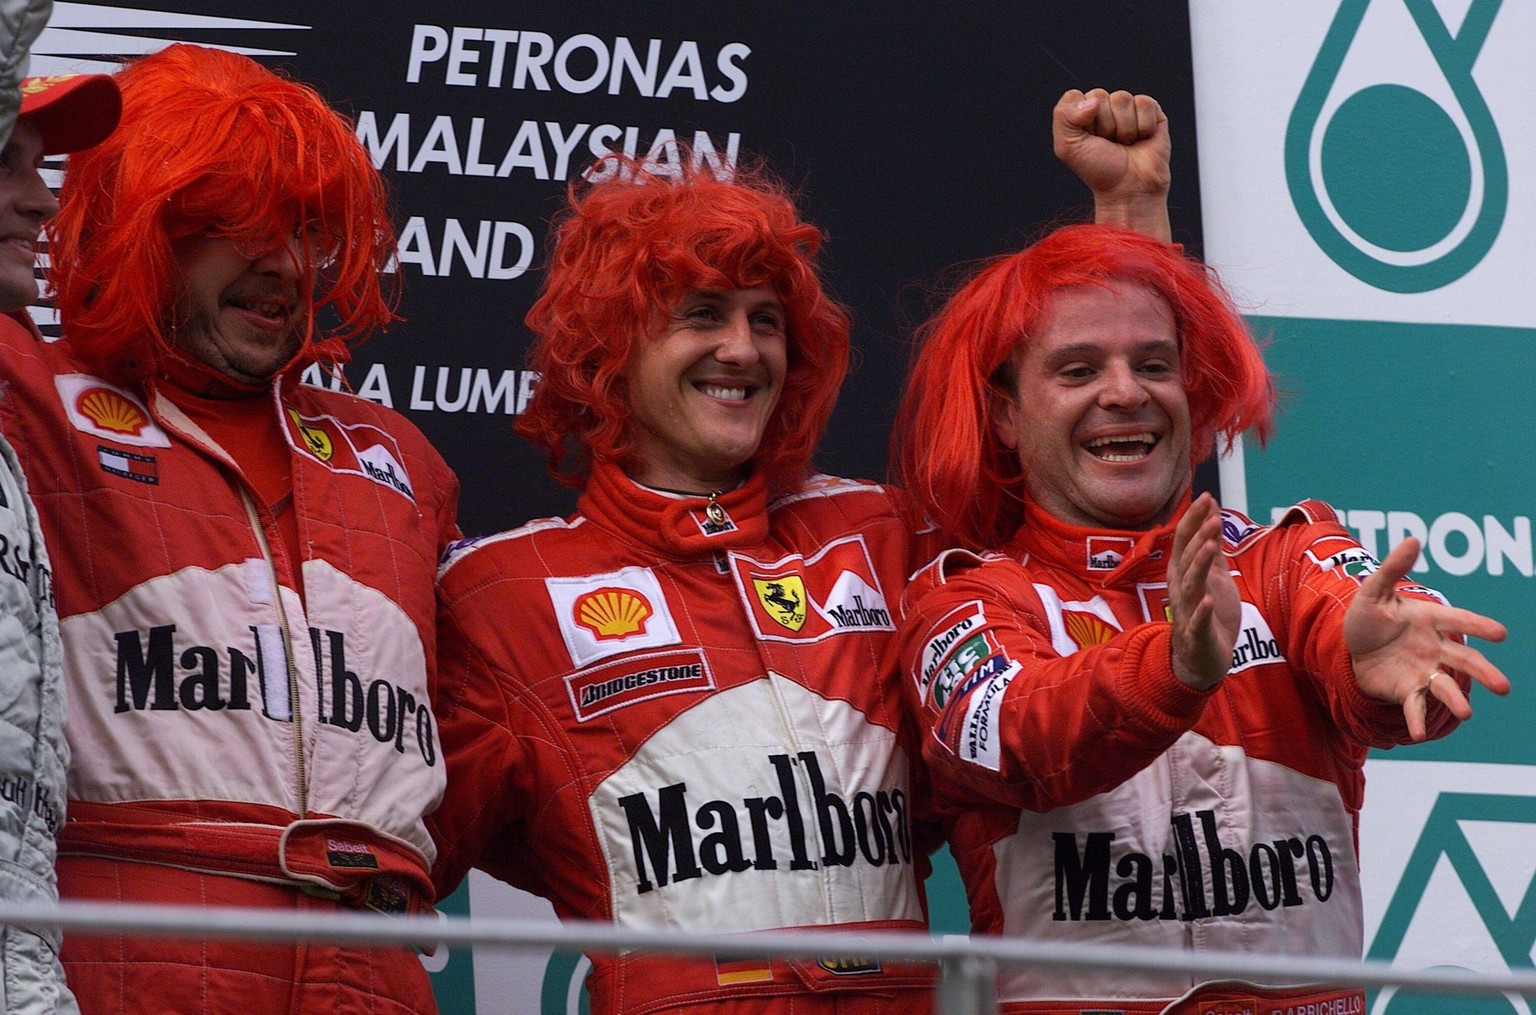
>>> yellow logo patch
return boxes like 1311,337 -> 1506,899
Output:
575,587 -> 653,640
1064,610 -> 1116,650
76,387 -> 148,435
753,575 -> 807,631
287,409 -> 334,461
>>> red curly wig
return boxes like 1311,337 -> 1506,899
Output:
894,224 -> 1275,549
48,44 -> 398,381
517,157 -> 850,490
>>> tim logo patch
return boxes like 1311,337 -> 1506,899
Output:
564,648 -> 713,721
547,567 -> 681,667
57,375 -> 170,448
1308,545 -> 1381,582
283,408 -> 414,502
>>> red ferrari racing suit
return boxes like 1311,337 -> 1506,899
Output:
897,497 -> 1463,1014
0,316 -> 459,1013
432,461 -> 936,1014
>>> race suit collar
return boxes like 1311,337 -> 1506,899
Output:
579,459 -> 771,557
1004,494 -> 1192,583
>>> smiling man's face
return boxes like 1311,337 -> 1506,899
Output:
624,286 -> 788,493
994,279 -> 1192,530
168,231 -> 316,383
0,121 -> 58,311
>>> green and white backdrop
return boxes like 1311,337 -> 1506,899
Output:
34,2 -> 1535,1012
1193,3 -> 1532,1011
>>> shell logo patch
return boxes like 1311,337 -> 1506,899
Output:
1064,609 -> 1117,649
546,567 -> 681,668
753,575 -> 806,631
77,387 -> 147,435
55,375 -> 171,448
286,408 -> 334,461
575,587 -> 653,640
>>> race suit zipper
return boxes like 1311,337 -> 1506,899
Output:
241,488 -> 308,816
741,553 -> 836,922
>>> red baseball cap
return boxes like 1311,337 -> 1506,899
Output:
18,73 -> 122,155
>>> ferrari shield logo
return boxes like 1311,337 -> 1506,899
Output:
753,575 -> 807,631
287,409 -> 334,461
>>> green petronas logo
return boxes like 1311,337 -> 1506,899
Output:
1365,792 -> 1535,1013
1284,0 -> 1507,293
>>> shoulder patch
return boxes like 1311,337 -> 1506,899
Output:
1269,499 -> 1342,528
1219,509 -> 1264,549
770,473 -> 881,509
436,516 -> 576,577
1305,544 -> 1382,582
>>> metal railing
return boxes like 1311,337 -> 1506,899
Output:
5,899 -> 1533,1013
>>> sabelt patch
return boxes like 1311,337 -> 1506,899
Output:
56,375 -> 170,448
730,535 -> 893,643
325,837 -> 380,870
1197,1003 -> 1256,1015
283,408 -> 415,502
547,566 -> 681,667
565,648 -> 713,722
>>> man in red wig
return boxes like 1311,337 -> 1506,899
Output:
429,90 -> 1169,1015
0,62 -> 120,1015
892,224 -> 1511,1012
0,44 -> 457,1014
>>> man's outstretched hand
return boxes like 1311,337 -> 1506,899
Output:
1344,536 -> 1511,741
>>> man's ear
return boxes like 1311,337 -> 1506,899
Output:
991,381 -> 1019,451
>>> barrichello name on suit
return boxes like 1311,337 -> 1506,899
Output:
1054,809 -> 1336,921
113,623 -> 438,764
618,750 -> 912,895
